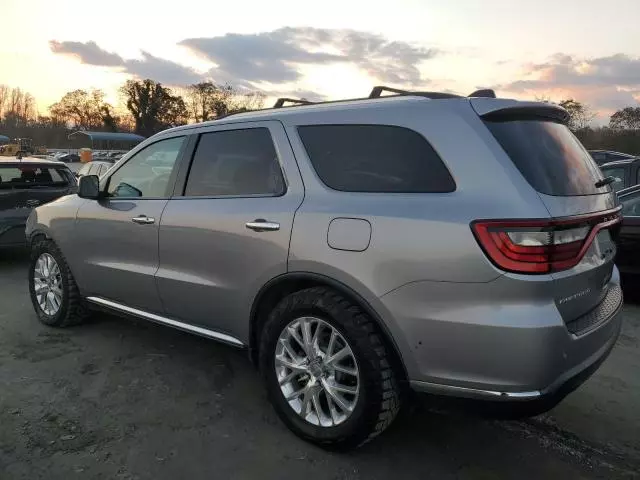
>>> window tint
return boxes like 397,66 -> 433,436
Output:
637,167 -> 640,185
600,167 -> 626,191
185,128 -> 284,197
485,119 -> 605,196
621,191 -> 640,216
297,125 -> 455,193
107,137 -> 185,198
0,166 -> 71,188
591,152 -> 605,162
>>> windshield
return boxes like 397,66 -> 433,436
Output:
485,118 -> 608,196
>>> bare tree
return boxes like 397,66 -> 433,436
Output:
609,107 -> 640,130
0,85 -> 9,119
184,82 -> 265,122
49,89 -> 115,130
558,99 -> 595,131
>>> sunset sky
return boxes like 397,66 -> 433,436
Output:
2,0 -> 640,122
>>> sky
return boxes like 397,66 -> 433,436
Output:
2,0 -> 640,122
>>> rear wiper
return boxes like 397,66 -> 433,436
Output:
595,176 -> 616,188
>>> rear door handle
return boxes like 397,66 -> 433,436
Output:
131,215 -> 155,225
246,219 -> 280,232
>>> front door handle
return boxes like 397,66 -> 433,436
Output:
246,219 -> 280,232
132,215 -> 155,225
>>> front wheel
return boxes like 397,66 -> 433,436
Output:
259,287 -> 401,449
28,239 -> 89,327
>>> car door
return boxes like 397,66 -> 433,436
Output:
156,122 -> 304,342
617,189 -> 640,277
74,135 -> 188,312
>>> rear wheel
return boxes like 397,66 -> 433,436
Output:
28,239 -> 89,327
259,287 -> 401,449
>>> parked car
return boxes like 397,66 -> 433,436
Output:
616,185 -> 640,284
25,87 -> 624,448
600,157 -> 640,191
589,149 -> 637,166
0,159 -> 76,247
76,160 -> 114,179
58,153 -> 80,163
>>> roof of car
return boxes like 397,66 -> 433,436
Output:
601,158 -> 640,167
589,149 -> 635,156
163,95 -> 432,135
618,184 -> 640,197
0,157 -> 68,167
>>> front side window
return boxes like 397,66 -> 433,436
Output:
185,128 -> 284,197
297,124 -> 455,193
107,137 -> 185,198
621,191 -> 640,216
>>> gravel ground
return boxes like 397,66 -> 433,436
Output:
1,249 -> 638,480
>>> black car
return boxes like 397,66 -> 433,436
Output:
589,150 -> 636,166
58,153 -> 80,163
600,158 -> 640,192
616,185 -> 640,285
0,159 -> 77,247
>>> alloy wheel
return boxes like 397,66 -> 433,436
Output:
33,253 -> 63,316
275,316 -> 360,427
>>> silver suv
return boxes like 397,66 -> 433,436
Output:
26,87 -> 624,448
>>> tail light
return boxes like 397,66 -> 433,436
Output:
471,209 -> 622,274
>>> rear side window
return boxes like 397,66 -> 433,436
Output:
297,125 -> 455,193
185,128 -> 285,197
484,119 -> 605,196
0,166 -> 71,188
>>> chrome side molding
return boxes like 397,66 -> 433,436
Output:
86,296 -> 244,347
410,380 -> 541,401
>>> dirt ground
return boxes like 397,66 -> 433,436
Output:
1,249 -> 638,480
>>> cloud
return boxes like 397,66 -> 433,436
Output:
50,28 -> 439,97
501,53 -> 640,113
124,51 -> 202,85
49,40 -> 124,67
180,27 -> 438,86
50,40 -> 202,85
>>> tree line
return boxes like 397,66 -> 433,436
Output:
0,80 -> 265,147
1,80 -> 640,152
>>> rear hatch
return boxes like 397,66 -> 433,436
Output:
471,100 -> 621,330
0,163 -> 76,233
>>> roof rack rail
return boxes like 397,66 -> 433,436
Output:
369,86 -> 461,100
468,89 -> 496,98
273,98 -> 315,108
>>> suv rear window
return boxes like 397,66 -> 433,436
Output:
298,125 -> 455,193
484,119 -> 605,196
0,165 -> 72,188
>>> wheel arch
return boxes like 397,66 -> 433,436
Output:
249,272 -> 409,383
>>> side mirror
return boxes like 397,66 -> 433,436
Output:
78,175 -> 101,199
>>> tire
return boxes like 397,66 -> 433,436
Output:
259,286 -> 401,449
28,238 -> 89,327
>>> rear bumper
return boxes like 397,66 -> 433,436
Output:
381,267 -> 623,401
409,310 -> 620,402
